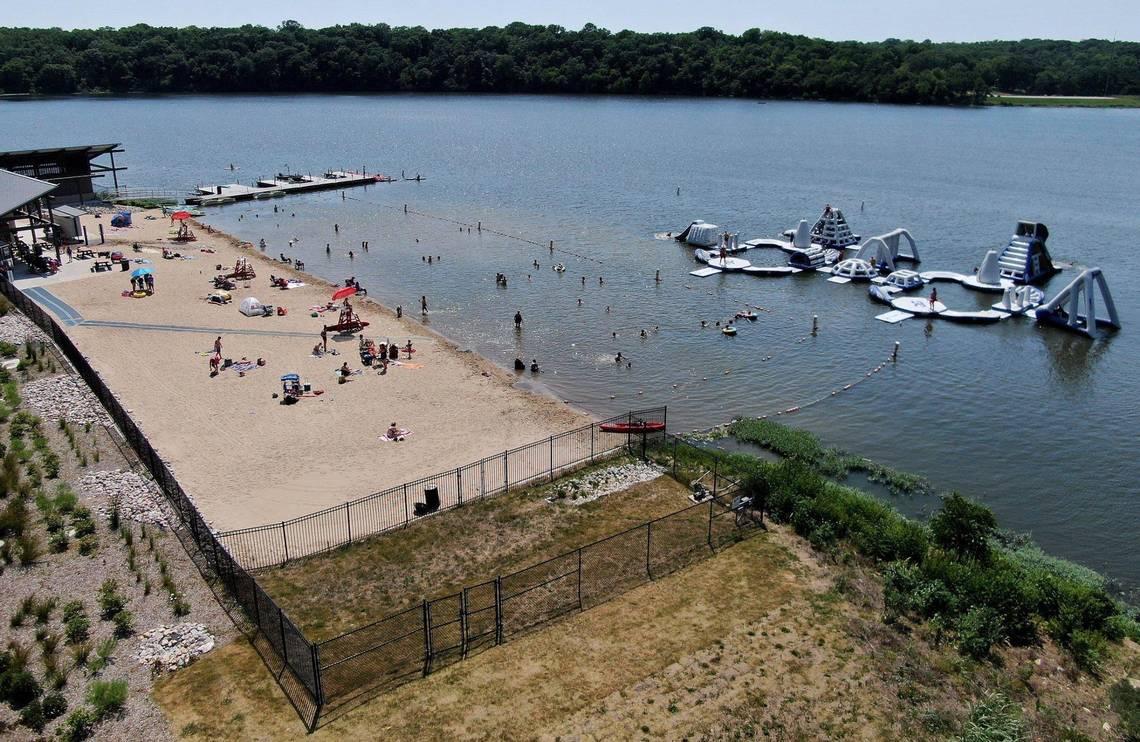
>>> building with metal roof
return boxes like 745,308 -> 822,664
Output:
0,143 -> 125,205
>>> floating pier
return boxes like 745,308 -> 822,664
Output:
188,170 -> 390,206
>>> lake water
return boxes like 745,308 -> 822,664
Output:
4,94 -> 1137,590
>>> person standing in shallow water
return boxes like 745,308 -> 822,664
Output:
514,310 -> 523,329
421,295 -> 428,315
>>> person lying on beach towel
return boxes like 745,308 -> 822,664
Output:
380,423 -> 411,442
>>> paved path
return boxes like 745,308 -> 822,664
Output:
22,286 -> 320,339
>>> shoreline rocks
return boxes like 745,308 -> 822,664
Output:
21,373 -> 112,426
133,623 -> 215,671
82,468 -> 171,527
547,461 -> 666,506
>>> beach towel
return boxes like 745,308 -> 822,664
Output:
229,361 -> 257,373
379,429 -> 412,442
391,361 -> 424,369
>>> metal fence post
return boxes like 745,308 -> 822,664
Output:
278,606 -> 289,665
345,502 -> 351,543
590,424 -> 595,462
281,522 -> 289,565
459,590 -> 469,659
493,576 -> 503,645
549,435 -> 554,482
480,458 -> 485,498
576,548 -> 583,610
403,483 -> 410,527
645,522 -> 653,579
712,458 -> 719,498
707,500 -> 714,550
503,450 -> 509,493
457,467 -> 463,505
311,643 -> 324,706
672,437 -> 678,477
421,600 -> 432,676
641,431 -> 647,460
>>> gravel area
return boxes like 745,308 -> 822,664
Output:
82,468 -> 172,527
546,461 -> 666,506
0,312 -> 49,345
20,374 -> 112,427
0,361 -> 236,740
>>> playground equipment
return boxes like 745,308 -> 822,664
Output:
323,300 -> 369,335
226,258 -> 256,280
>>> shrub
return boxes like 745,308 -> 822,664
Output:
16,531 -> 41,565
88,637 -> 116,674
49,530 -> 69,552
42,452 -> 60,479
0,497 -> 28,536
930,493 -> 996,562
65,613 -> 90,644
54,484 -> 78,513
96,580 -> 125,619
1109,678 -> 1140,741
112,610 -> 133,638
0,668 -> 43,708
41,691 -> 67,719
957,606 -> 1005,660
77,535 -> 98,556
961,692 -> 1027,742
87,678 -> 128,720
1065,629 -> 1107,676
0,341 -> 16,357
172,596 -> 191,617
18,698 -> 45,731
31,596 -> 56,624
71,641 -> 91,667
59,708 -> 94,742
71,508 -> 96,538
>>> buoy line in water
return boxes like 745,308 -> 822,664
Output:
343,195 -> 606,265
561,320 -> 833,404
583,343 -> 897,421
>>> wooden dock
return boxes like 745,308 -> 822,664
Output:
188,170 -> 390,206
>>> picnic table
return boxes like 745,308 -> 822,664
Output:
75,249 -> 94,260
91,260 -> 113,273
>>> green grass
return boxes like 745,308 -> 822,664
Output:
727,418 -> 933,496
988,95 -> 1140,108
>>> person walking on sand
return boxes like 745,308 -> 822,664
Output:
421,295 -> 428,315
320,327 -> 328,353
514,310 -> 523,329
214,336 -> 223,355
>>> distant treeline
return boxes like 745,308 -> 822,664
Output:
1,21 -> 1138,104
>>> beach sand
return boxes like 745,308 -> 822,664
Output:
31,209 -> 589,531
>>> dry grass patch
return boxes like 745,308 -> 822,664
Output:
259,465 -> 692,639
156,532 -> 812,740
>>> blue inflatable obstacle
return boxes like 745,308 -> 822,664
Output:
110,211 -> 132,228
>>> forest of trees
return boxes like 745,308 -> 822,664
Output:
1,21 -> 1137,105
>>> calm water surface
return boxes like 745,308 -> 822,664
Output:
4,95 -> 1137,588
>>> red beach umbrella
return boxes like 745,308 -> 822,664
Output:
171,210 -> 191,221
331,286 -> 357,302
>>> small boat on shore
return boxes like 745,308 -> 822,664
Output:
598,420 -> 666,434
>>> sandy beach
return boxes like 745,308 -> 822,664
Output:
22,208 -> 590,531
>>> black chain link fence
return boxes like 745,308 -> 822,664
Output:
3,278 -> 760,731
0,280 -> 327,727
312,434 -> 761,718
219,408 -> 668,570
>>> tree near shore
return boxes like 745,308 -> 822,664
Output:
0,22 -> 1137,103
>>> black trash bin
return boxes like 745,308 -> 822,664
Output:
120,259 -> 130,271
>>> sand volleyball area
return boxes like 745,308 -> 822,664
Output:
21,208 -> 588,531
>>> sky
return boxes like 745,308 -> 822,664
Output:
4,0 -> 1137,42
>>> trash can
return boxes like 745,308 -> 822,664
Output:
120,259 -> 130,271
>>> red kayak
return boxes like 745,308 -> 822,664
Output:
599,421 -> 665,434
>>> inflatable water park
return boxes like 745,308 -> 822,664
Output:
674,207 -> 1120,339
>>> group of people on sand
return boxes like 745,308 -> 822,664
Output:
130,273 -> 154,294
